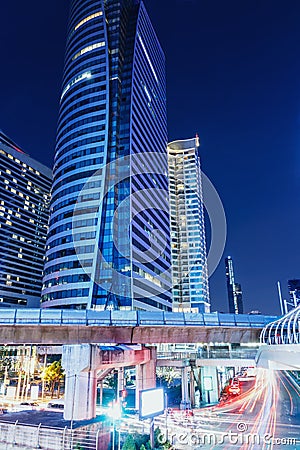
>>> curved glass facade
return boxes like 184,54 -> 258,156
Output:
168,137 -> 210,313
42,0 -> 172,311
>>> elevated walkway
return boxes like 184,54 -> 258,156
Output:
0,309 -> 277,345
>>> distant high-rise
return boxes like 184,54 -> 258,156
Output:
167,137 -> 210,313
0,132 -> 51,307
225,256 -> 243,314
42,0 -> 172,311
288,279 -> 300,307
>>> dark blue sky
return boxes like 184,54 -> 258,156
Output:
1,0 -> 300,314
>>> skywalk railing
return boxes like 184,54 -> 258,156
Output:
0,308 -> 278,328
0,420 -> 107,450
157,349 -> 258,360
260,304 -> 300,345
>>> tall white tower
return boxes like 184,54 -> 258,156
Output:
168,136 -> 210,313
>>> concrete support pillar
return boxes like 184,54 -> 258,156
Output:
180,366 -> 191,409
135,347 -> 157,411
135,363 -> 142,411
228,343 -> 232,359
194,367 -> 201,407
117,367 -> 124,398
142,349 -> 157,390
62,344 -> 99,421
99,380 -> 103,407
190,368 -> 195,407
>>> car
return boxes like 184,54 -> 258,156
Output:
20,402 -> 38,406
47,401 -> 64,410
228,379 -> 241,395
168,408 -> 194,418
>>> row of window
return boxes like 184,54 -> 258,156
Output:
52,190 -> 100,215
50,181 -> 102,222
133,279 -> 171,303
43,273 -> 90,289
44,258 -> 93,276
0,150 -> 42,176
58,94 -> 106,135
66,29 -> 105,63
48,217 -> 97,239
54,145 -> 104,172
55,136 -> 105,170
72,41 -> 105,61
59,80 -> 106,130
48,230 -> 96,250
62,49 -> 106,92
52,168 -> 96,192
54,155 -> 103,184
61,71 -> 92,100
41,288 -> 89,302
75,11 -> 103,32
69,0 -> 99,29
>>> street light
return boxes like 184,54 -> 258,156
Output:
108,401 -> 122,450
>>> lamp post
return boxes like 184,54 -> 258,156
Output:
108,401 -> 121,450
70,373 -> 77,450
165,393 -> 168,442
112,421 -> 115,450
70,374 -> 77,431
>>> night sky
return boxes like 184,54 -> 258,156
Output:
1,0 -> 300,315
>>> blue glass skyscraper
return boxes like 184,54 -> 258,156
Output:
42,0 -> 172,310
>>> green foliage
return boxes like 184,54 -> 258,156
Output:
105,371 -> 117,389
132,433 -> 149,449
42,360 -> 64,398
154,427 -> 162,448
122,434 -> 136,450
123,430 -> 171,450
156,367 -> 179,387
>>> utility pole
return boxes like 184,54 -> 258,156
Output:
277,281 -> 284,315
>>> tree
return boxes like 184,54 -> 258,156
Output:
42,360 -> 64,398
156,367 -> 179,387
122,435 -> 136,450
132,433 -> 149,449
154,428 -> 163,448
